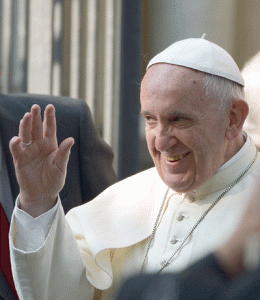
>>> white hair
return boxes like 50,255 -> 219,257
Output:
202,73 -> 245,112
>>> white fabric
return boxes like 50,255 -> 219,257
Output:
9,138 -> 260,299
147,38 -> 245,86
14,198 -> 58,251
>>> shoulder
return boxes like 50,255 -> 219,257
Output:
0,93 -> 92,133
0,92 -> 87,115
68,167 -> 160,213
105,167 -> 160,197
111,167 -> 159,190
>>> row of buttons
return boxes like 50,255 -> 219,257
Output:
159,195 -> 190,268
161,237 -> 181,266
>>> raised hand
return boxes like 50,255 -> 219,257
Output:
216,177 -> 260,277
9,104 -> 74,217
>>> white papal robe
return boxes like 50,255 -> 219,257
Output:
9,136 -> 260,300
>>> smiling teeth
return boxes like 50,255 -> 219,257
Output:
166,154 -> 185,162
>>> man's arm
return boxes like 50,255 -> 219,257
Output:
215,178 -> 260,278
9,199 -> 95,299
8,104 -> 96,299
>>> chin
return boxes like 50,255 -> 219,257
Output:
163,175 -> 194,193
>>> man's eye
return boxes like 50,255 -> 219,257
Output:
171,117 -> 186,122
144,116 -> 155,122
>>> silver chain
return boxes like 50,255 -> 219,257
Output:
140,149 -> 259,275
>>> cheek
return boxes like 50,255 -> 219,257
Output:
183,128 -> 211,150
182,133 -> 211,165
190,136 -> 219,170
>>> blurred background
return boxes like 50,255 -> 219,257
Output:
0,0 -> 259,179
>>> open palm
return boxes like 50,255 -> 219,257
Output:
9,104 -> 74,217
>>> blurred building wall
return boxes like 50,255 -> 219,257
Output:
0,0 -> 123,175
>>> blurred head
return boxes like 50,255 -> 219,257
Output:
140,64 -> 248,192
242,52 -> 260,149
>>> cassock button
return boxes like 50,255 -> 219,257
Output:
161,260 -> 167,266
170,238 -> 179,244
177,214 -> 184,221
188,195 -> 195,202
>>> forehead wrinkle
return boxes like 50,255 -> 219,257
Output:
142,64 -> 205,98
141,64 -> 217,121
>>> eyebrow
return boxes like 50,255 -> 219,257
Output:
140,110 -> 194,119
140,110 -> 150,116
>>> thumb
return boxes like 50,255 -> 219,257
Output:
55,137 -> 75,172
9,136 -> 22,162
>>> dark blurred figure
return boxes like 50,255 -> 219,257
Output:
0,93 -> 116,300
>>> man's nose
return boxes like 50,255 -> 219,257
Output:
154,125 -> 178,152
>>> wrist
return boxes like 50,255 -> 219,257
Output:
19,193 -> 58,218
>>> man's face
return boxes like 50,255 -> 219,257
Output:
141,64 -> 231,192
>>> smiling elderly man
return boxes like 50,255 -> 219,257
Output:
9,37 -> 260,300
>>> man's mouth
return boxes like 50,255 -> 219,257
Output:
166,152 -> 190,162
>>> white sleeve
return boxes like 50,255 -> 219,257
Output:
9,197 -> 95,300
12,195 -> 60,251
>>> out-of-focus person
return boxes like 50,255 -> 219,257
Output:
242,51 -> 260,149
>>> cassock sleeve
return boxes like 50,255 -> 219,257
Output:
12,196 -> 59,251
9,201 -> 95,300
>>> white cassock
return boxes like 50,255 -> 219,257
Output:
9,135 -> 260,300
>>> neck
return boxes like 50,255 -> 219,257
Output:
223,134 -> 246,165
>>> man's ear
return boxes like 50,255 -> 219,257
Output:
225,100 -> 249,140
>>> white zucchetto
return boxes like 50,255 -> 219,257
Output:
147,37 -> 245,86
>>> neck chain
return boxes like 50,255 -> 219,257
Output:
140,149 -> 259,275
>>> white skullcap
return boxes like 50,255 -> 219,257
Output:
147,37 -> 245,86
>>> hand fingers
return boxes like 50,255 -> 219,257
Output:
43,104 -> 57,141
9,136 -> 23,161
238,176 -> 260,233
31,104 -> 43,141
54,137 -> 74,172
19,112 -> 32,146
